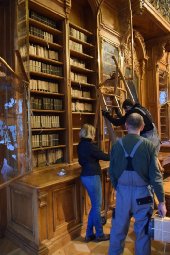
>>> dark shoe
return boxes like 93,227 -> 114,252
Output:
96,234 -> 110,242
101,215 -> 107,225
84,234 -> 96,242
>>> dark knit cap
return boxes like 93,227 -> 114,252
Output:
122,99 -> 134,109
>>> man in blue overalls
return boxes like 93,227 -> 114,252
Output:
108,113 -> 167,255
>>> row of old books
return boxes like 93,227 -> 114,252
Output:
32,148 -> 63,167
31,97 -> 62,110
70,40 -> 83,53
20,44 -> 59,59
72,101 -> 93,112
30,10 -> 57,29
30,79 -> 59,93
71,88 -> 91,98
70,57 -> 85,68
31,115 -> 60,129
29,60 -> 62,76
32,133 -> 59,148
29,44 -> 59,60
70,26 -> 88,43
30,26 -> 53,43
71,71 -> 88,83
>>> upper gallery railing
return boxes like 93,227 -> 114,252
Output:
148,0 -> 170,22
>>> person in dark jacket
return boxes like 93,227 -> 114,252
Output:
102,99 -> 161,155
77,124 -> 110,242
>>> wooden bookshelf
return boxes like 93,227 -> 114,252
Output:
17,0 -> 66,168
69,2 -> 97,161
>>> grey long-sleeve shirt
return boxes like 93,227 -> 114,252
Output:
109,134 -> 165,203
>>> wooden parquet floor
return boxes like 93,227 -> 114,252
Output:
0,218 -> 170,255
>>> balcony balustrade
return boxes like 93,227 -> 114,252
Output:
148,0 -> 170,22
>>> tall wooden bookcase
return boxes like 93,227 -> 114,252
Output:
17,0 -> 68,168
17,0 -> 98,166
69,0 -> 97,162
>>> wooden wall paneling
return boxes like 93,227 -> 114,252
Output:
0,187 -> 7,238
0,0 -> 16,67
38,191 -> 49,241
41,178 -> 83,254
0,2 -> 6,59
101,168 -> 115,219
7,183 -> 36,240
132,31 -> 149,105
6,183 -> 47,255
52,181 -> 80,234
145,46 -> 159,127
99,1 -> 120,34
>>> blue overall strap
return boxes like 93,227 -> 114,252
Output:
129,140 -> 143,157
118,139 -> 143,171
118,139 -> 143,158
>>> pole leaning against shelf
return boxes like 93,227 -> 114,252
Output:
95,81 -> 117,144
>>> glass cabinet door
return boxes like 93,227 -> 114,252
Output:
0,57 -> 31,188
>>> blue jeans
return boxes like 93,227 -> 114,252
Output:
81,175 -> 103,238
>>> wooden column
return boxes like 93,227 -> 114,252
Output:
146,45 -> 161,128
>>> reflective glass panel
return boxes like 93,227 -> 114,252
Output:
0,58 -> 31,188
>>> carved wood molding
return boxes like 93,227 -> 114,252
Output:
154,42 -> 167,63
121,30 -> 148,78
149,38 -> 170,63
65,0 -> 71,17
38,192 -> 48,208
88,0 -> 99,15
134,31 -> 148,59
131,0 -> 145,15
